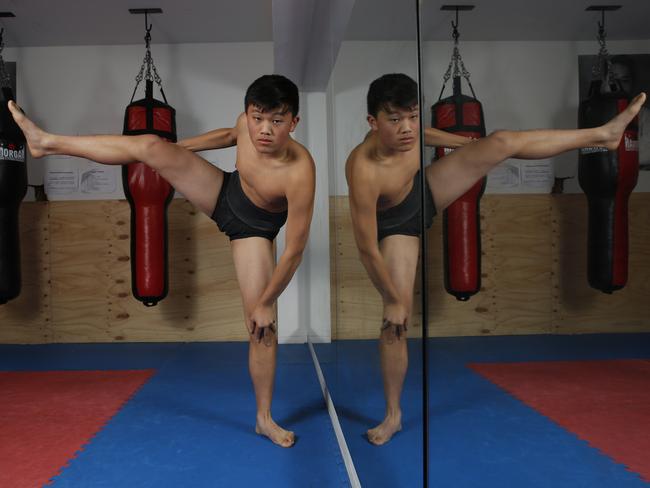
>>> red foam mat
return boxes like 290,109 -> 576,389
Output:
470,359 -> 650,482
0,370 -> 155,488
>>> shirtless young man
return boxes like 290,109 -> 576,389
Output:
346,73 -> 646,445
9,74 -> 315,448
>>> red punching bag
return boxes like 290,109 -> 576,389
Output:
122,30 -> 176,306
578,79 -> 638,293
432,19 -> 486,302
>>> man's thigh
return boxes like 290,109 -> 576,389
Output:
151,141 -> 225,216
379,234 -> 420,306
425,143 -> 486,212
230,237 -> 275,315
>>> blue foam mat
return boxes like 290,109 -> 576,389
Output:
0,342 -> 349,488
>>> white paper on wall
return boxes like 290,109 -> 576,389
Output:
487,161 -> 520,189
80,164 -> 117,194
46,168 -> 78,194
521,160 -> 554,190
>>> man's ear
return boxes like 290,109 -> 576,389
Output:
367,115 -> 378,131
290,116 -> 300,132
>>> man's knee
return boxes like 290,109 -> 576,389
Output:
487,130 -> 516,155
136,134 -> 173,171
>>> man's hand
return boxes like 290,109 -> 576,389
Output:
249,303 -> 277,347
381,301 -> 408,343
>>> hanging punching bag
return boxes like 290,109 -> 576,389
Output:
578,80 -> 638,293
433,78 -> 487,302
0,84 -> 27,305
123,79 -> 176,306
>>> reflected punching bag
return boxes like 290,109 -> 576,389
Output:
122,27 -> 176,306
578,79 -> 638,293
0,53 -> 27,304
432,16 -> 486,302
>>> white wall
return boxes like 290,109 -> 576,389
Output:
278,92 -> 332,343
328,39 -> 650,196
5,42 -> 273,200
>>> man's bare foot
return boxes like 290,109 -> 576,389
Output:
602,92 -> 646,150
367,411 -> 402,446
255,414 -> 295,448
7,100 -> 50,158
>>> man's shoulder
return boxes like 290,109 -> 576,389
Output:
283,141 -> 315,192
287,139 -> 315,174
346,142 -> 375,178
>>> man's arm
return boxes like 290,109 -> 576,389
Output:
347,161 -> 401,306
255,160 -> 316,310
177,114 -> 244,152
424,127 -> 472,148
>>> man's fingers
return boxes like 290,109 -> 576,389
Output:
250,319 -> 277,346
262,324 -> 275,347
381,319 -> 408,342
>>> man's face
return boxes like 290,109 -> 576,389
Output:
246,105 -> 299,154
368,104 -> 420,152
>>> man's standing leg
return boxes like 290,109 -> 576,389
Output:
231,237 -> 295,448
367,234 -> 420,445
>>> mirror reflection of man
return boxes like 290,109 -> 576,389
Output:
609,55 -> 635,94
345,73 -> 645,445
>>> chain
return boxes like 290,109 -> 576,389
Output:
439,17 -> 475,100
131,25 -> 165,101
592,20 -> 612,81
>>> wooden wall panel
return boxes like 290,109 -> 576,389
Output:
1,200 -> 246,344
0,203 -> 51,342
1,194 -> 648,344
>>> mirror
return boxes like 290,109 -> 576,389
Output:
419,1 -> 650,485
314,0 -> 425,485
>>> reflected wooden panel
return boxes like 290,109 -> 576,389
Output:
553,194 -> 650,333
331,194 -> 650,339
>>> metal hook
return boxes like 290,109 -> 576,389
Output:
144,12 -> 152,33
143,12 -> 152,48
451,7 -> 460,42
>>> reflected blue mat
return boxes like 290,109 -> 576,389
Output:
0,342 -> 348,488
315,340 -> 425,488
316,334 -> 650,488
428,334 -> 650,488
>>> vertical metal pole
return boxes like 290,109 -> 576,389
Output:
415,0 -> 429,486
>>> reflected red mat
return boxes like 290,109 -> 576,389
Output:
0,370 -> 154,488
470,359 -> 650,482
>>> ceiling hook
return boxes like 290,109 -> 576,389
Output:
145,11 -> 152,33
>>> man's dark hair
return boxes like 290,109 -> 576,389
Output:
367,73 -> 418,117
245,74 -> 299,116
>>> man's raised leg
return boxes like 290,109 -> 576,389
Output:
427,92 -> 646,211
230,236 -> 295,448
8,100 -> 223,216
367,234 -> 420,446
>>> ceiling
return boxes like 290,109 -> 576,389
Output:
348,0 -> 650,41
0,0 -> 273,46
0,0 -> 648,47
